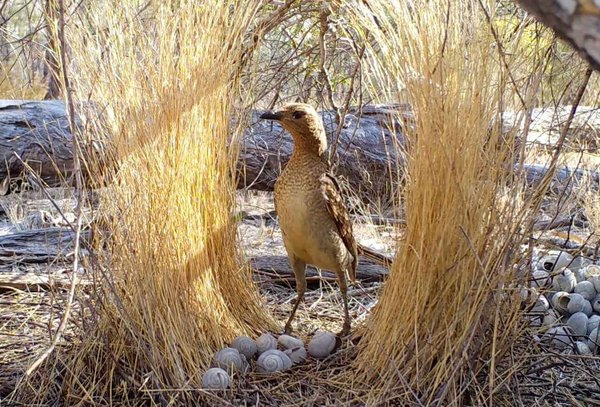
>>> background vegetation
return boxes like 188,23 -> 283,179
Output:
1,0 -> 599,405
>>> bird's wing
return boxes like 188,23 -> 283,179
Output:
320,173 -> 358,282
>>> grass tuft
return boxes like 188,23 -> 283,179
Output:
14,1 -> 275,404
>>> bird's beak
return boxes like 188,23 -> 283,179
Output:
260,111 -> 283,121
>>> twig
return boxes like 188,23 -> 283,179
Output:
317,3 -> 339,123
25,0 -> 85,377
330,43 -> 366,167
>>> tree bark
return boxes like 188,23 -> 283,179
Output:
1,99 -> 599,197
515,0 -> 600,70
0,100 -> 409,197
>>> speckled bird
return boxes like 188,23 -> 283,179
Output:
260,103 -> 357,336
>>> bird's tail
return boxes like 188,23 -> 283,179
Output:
357,244 -> 393,268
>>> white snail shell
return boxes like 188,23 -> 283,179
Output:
212,347 -> 247,372
574,341 -> 592,355
566,293 -> 587,315
307,331 -> 337,359
574,281 -> 597,301
543,310 -> 559,327
540,252 -> 573,272
231,336 -> 258,359
531,295 -> 549,313
530,270 -> 551,289
256,333 -> 277,355
277,335 -> 304,350
587,328 -> 599,353
584,264 -> 600,279
588,315 -> 600,335
566,312 -> 588,337
542,326 -> 571,349
551,291 -> 570,316
571,256 -> 591,275
202,367 -> 230,389
284,346 -> 308,364
591,294 -> 600,314
552,268 -> 577,293
588,275 -> 600,293
574,268 -> 587,283
256,349 -> 292,373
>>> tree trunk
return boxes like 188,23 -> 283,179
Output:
515,0 -> 600,70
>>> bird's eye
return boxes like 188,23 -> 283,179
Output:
292,111 -> 305,120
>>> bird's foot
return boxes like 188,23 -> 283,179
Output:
282,323 -> 294,335
337,322 -> 351,339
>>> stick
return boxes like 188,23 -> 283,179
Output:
25,0 -> 85,377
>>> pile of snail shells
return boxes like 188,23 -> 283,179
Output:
201,331 -> 339,389
529,250 -> 600,355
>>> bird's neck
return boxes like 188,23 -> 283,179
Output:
288,129 -> 328,159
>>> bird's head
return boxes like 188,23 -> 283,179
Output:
260,103 -> 327,156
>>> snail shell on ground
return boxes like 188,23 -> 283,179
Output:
587,315 -> 600,335
256,349 -> 292,373
571,256 -> 591,275
582,299 -> 593,317
574,268 -> 586,283
584,264 -> 600,279
551,291 -> 570,315
277,334 -> 304,350
587,328 -> 599,353
231,336 -> 258,359
307,331 -> 337,359
532,295 -> 549,313
574,281 -> 597,301
284,346 -> 308,364
552,268 -> 577,293
202,367 -> 230,389
542,326 -> 571,349
588,275 -> 600,293
540,252 -> 573,272
543,310 -> 559,327
566,293 -> 587,315
212,347 -> 247,372
574,341 -> 592,355
530,270 -> 551,289
567,312 -> 588,337
256,333 -> 277,355
592,294 -> 600,314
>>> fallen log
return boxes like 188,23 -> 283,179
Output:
0,99 -> 409,197
2,99 -> 600,198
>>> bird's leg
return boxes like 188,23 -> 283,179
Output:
337,269 -> 351,337
284,255 -> 306,335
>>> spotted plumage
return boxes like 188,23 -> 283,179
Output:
260,103 -> 357,336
